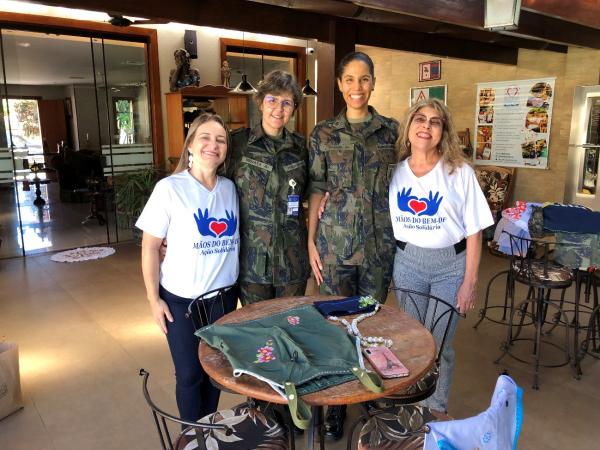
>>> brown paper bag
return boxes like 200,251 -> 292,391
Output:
0,342 -> 24,420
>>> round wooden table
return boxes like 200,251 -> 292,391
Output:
199,295 -> 436,449
200,295 -> 436,404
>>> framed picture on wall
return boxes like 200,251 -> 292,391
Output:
419,60 -> 441,82
410,85 -> 447,106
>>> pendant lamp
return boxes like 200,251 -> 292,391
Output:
302,40 -> 317,97
231,32 -> 257,95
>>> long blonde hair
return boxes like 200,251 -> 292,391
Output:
174,113 -> 229,173
396,98 -> 467,173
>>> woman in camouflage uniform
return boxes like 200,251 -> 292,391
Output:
224,70 -> 309,305
308,52 -> 398,304
307,51 -> 398,440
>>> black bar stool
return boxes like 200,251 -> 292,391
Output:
494,232 -> 573,390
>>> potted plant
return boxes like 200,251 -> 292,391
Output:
113,166 -> 162,242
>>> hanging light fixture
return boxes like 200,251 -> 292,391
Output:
231,32 -> 257,95
302,40 -> 317,97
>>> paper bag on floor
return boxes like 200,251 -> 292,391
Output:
0,342 -> 24,420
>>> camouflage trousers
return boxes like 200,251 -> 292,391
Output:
239,280 -> 308,306
319,259 -> 393,304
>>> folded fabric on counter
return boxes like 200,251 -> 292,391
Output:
543,203 -> 600,234
554,231 -> 600,269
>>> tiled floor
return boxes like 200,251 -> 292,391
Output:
0,243 -> 599,449
0,182 -> 121,259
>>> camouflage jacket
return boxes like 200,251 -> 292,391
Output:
224,124 -> 309,285
309,107 -> 399,266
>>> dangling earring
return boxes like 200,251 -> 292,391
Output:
188,151 -> 193,168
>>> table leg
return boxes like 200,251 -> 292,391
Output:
306,405 -> 324,450
572,270 -> 587,379
307,407 -> 315,450
33,177 -> 46,206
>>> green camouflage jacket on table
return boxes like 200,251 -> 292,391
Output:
223,124 -> 310,285
196,304 -> 383,429
309,106 -> 399,267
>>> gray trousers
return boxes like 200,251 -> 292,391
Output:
393,242 -> 466,412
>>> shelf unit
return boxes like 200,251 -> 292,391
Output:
165,85 -> 249,166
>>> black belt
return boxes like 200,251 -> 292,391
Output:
396,238 -> 467,255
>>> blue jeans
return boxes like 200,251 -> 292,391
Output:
392,243 -> 465,412
160,285 -> 238,422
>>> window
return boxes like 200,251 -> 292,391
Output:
113,97 -> 135,144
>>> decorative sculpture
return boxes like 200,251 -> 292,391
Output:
221,60 -> 232,88
169,48 -> 200,92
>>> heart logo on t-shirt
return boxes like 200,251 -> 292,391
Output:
209,221 -> 228,237
408,199 -> 427,215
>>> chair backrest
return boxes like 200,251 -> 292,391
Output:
392,288 -> 463,363
139,369 -> 230,450
185,284 -> 237,332
474,165 -> 516,217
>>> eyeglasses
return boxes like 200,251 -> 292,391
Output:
412,114 -> 444,128
264,95 -> 295,112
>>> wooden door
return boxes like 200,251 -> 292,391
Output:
38,99 -> 68,159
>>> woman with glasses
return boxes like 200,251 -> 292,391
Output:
224,70 -> 309,305
307,51 -> 398,440
389,98 -> 493,413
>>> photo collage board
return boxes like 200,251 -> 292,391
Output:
474,78 -> 556,169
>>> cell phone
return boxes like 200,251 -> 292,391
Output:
363,347 -> 410,378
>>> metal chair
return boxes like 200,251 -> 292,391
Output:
186,285 -> 301,450
356,371 -> 523,450
139,369 -> 288,450
474,241 -> 517,328
579,269 -> 600,361
356,404 -> 450,450
185,284 -> 238,331
346,288 -> 463,450
494,232 -> 573,389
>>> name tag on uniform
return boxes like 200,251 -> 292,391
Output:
241,156 -> 273,172
283,161 -> 305,172
287,194 -> 300,216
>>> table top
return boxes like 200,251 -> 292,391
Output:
199,295 -> 436,406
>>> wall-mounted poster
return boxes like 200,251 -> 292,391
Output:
419,60 -> 441,82
410,85 -> 447,106
474,78 -> 555,169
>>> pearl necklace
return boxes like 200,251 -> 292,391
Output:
328,302 -> 393,348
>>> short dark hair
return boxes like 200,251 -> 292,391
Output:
336,51 -> 375,80
254,70 -> 302,109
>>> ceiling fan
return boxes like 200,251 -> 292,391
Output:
107,14 -> 169,27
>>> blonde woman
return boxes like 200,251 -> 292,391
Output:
389,99 -> 493,413
137,113 -> 239,422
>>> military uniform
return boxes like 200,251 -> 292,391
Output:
225,124 -> 309,304
309,106 -> 398,303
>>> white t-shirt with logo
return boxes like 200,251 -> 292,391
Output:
389,158 -> 493,248
136,171 -> 240,299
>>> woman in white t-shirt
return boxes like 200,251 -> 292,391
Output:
136,113 -> 240,423
389,99 -> 493,413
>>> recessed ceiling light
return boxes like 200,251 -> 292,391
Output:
17,42 -> 31,48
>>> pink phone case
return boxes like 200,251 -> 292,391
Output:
363,347 -> 410,378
